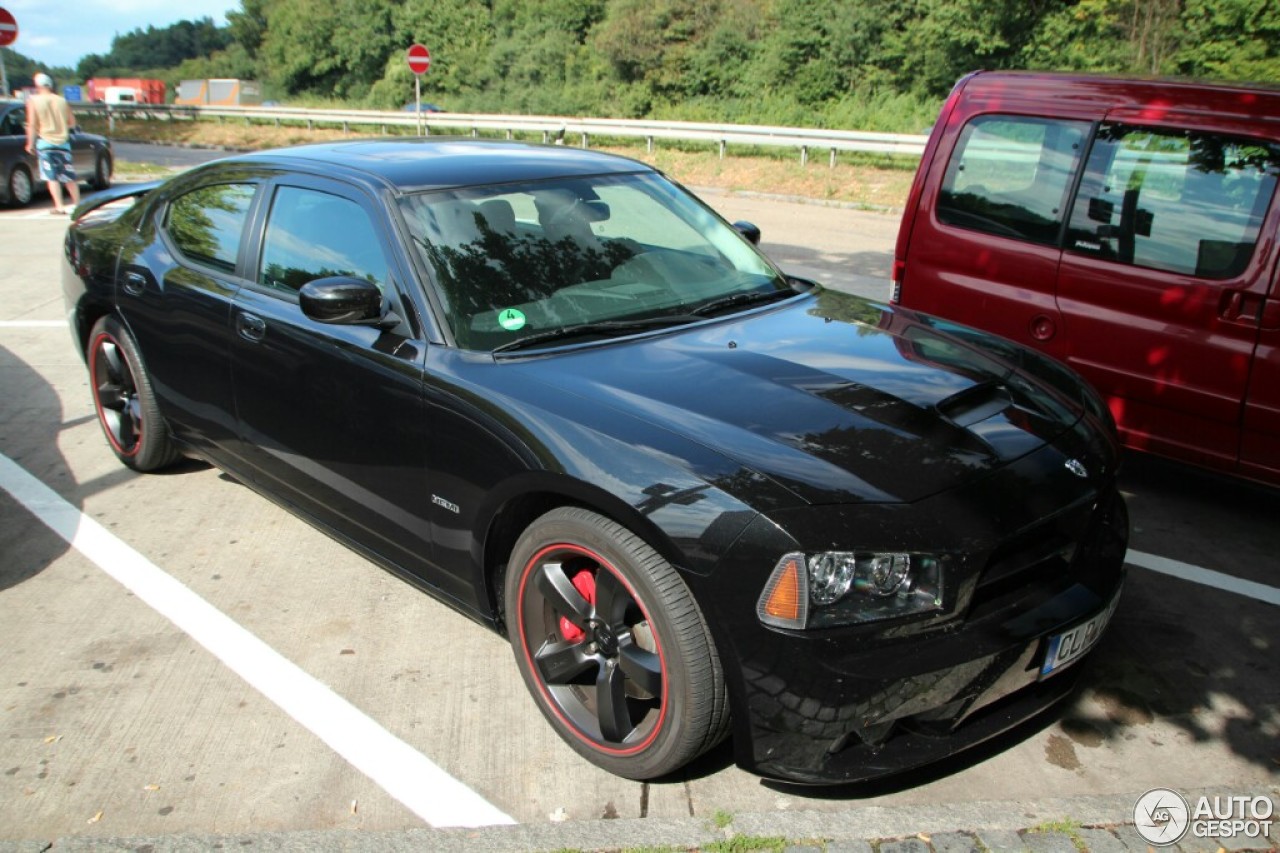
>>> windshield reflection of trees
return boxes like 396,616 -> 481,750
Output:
426,219 -> 639,346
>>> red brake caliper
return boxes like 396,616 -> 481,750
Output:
559,569 -> 597,643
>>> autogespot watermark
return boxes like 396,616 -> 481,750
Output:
1134,788 -> 1275,846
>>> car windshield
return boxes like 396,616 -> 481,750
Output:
399,171 -> 792,352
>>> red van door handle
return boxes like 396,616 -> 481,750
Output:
1219,290 -> 1265,325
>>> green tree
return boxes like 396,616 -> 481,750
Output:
478,0 -> 608,114
47,0 -> 1280,129
591,0 -> 721,99
78,17 -> 229,78
171,43 -> 258,85
391,0 -> 496,96
1,48 -> 75,94
1173,0 -> 1280,81
259,0 -> 398,100
1022,0 -> 1137,72
227,0 -> 271,61
883,0 -> 1067,98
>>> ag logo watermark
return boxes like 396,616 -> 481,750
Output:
1134,789 -> 1274,846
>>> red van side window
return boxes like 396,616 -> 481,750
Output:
1065,124 -> 1280,279
937,116 -> 1088,246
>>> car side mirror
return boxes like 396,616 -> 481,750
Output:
733,221 -> 761,245
299,276 -> 387,325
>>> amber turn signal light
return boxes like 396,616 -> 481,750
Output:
757,552 -> 809,629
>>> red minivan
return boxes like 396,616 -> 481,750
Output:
893,71 -> 1280,487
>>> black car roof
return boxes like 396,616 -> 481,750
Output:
226,138 -> 655,193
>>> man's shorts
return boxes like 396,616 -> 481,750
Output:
36,145 -> 76,183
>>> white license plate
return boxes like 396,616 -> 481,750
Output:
1040,593 -> 1120,679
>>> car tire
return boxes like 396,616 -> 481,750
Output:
87,315 -> 179,471
8,164 -> 33,207
505,506 -> 730,779
90,151 -> 112,190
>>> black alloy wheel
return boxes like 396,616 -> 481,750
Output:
87,315 -> 179,471
506,507 -> 729,779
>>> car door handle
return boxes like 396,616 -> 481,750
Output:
1219,290 -> 1265,326
123,271 -> 147,296
236,312 -> 267,343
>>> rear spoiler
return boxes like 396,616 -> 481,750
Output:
71,181 -> 164,221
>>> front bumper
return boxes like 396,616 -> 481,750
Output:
696,443 -> 1129,784
736,577 -> 1122,783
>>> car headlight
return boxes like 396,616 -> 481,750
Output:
757,551 -> 945,629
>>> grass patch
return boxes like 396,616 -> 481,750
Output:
80,114 -> 917,209
711,809 -> 734,830
1027,817 -> 1087,852
699,836 -> 789,853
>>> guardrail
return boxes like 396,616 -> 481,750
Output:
75,102 -> 928,165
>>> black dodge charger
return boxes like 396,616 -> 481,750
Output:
61,139 -> 1127,783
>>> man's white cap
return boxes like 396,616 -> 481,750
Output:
34,73 -> 53,88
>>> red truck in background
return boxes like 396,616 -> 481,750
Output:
85,78 -> 166,105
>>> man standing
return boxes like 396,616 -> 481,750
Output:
24,72 -> 80,214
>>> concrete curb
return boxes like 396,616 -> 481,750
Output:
6,785 -> 1276,852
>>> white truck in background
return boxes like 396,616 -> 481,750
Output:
102,86 -> 140,105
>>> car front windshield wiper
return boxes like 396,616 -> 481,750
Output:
491,315 -> 700,355
690,287 -> 797,317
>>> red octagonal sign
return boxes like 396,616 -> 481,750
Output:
0,8 -> 19,48
407,44 -> 431,76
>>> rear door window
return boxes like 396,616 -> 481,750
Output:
1066,124 -> 1280,279
938,116 -> 1089,246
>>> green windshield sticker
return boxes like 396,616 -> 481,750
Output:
498,308 -> 527,331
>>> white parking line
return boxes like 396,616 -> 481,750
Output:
0,452 -> 515,829
0,320 -> 67,328
1127,549 -> 1280,606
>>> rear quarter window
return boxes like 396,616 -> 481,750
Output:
937,116 -> 1089,246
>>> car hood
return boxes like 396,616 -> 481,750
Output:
510,290 -> 1087,505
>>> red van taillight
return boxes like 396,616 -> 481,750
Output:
890,259 -> 905,303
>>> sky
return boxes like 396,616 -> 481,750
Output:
1,0 -> 235,70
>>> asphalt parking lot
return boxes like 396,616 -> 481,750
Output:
0,176 -> 1277,846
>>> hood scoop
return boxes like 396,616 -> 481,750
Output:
935,380 -> 1015,428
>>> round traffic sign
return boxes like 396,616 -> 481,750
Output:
407,44 -> 431,76
0,8 -> 18,48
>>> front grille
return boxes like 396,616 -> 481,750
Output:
968,496 -> 1099,617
